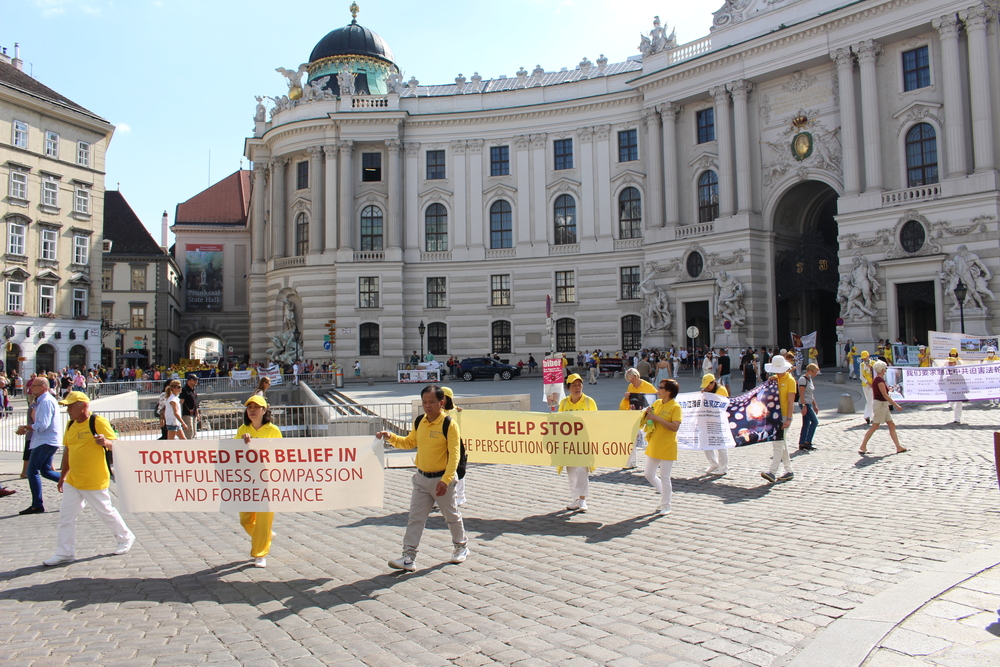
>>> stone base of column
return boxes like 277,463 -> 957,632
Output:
641,331 -> 675,350
842,320 -> 880,353
946,309 -> 994,336
713,328 -> 748,351
336,248 -> 355,263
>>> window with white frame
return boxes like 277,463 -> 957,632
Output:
74,187 -> 90,214
12,120 -> 27,148
359,277 -> 380,308
42,177 -> 59,207
9,170 -> 27,200
45,131 -> 59,158
555,270 -> 575,303
73,235 -> 89,265
426,277 -> 447,308
77,141 -> 90,167
41,229 -> 58,260
6,281 -> 24,312
39,284 -> 55,314
491,274 -> 511,306
102,267 -> 112,290
131,266 -> 147,291
130,305 -> 146,328
73,288 -> 88,318
7,222 -> 25,255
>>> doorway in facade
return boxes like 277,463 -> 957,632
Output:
774,181 -> 840,365
36,344 -> 56,373
896,281 -> 935,345
683,301 -> 711,349
187,334 -> 224,366
6,343 -> 20,376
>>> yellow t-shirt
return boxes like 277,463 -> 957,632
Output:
558,394 -> 598,412
619,380 -> 657,410
237,422 -> 283,439
387,411 -> 461,485
918,350 -> 931,367
708,385 -> 730,398
776,373 -> 797,418
64,415 -> 117,491
645,398 -> 681,461
860,361 -> 873,387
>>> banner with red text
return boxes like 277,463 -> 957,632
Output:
113,436 -> 384,512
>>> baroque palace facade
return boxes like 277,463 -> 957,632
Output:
243,0 -> 1000,374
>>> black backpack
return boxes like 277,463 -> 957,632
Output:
414,414 -> 467,480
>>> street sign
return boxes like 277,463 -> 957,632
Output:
723,321 -> 731,330
323,341 -> 331,350
341,328 -> 352,335
836,317 -> 845,326
323,335 -> 330,342
686,325 -> 700,339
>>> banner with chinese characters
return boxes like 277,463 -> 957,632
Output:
895,363 -> 1000,402
185,244 -> 223,311
928,331 -> 999,364
676,391 -> 737,451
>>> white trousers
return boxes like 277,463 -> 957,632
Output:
863,385 -> 874,420
566,467 -> 589,498
644,457 -> 674,509
704,449 -> 729,473
952,401 -> 963,422
588,367 -> 598,384
768,440 -> 792,475
55,483 -> 133,558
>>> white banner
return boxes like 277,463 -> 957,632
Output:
676,391 -> 737,451
231,370 -> 252,381
928,330 -> 999,363
792,331 -> 817,350
397,369 -> 441,383
113,436 -> 384,513
263,364 -> 283,385
897,363 -> 1000,402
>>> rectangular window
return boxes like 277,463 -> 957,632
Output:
102,267 -> 113,290
74,235 -> 89,265
902,46 -> 931,92
490,145 -> 510,176
555,270 -> 575,303
73,288 -> 87,318
131,267 -> 147,291
45,131 -> 59,158
8,223 -> 25,255
362,152 -> 382,181
75,187 -> 90,214
77,141 -> 90,167
491,274 -> 511,306
130,305 -> 146,328
426,150 -> 445,180
12,120 -> 27,148
39,284 -> 55,314
359,276 -> 380,308
620,266 -> 641,300
41,229 -> 58,260
9,170 -> 27,200
554,138 -> 573,170
6,281 -> 24,313
101,304 -> 113,323
296,160 -> 308,190
42,177 -> 58,207
696,108 -> 715,144
618,129 -> 638,162
426,277 -> 447,308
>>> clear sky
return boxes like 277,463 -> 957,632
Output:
4,0 -> 717,244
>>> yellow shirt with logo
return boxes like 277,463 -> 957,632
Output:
777,372 -> 797,418
64,415 -> 117,491
645,398 -> 682,461
387,411 -> 461,485
918,350 -> 931,367
558,394 -> 598,412
236,423 -> 283,439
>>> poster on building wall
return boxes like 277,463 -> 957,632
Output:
185,244 -> 223,311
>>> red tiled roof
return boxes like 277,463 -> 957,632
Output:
174,170 -> 251,226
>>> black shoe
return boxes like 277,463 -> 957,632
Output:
798,444 -> 815,451
19,506 -> 44,515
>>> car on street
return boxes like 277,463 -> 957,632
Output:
457,357 -> 521,381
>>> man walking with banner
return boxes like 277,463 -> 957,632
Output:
761,356 -> 797,484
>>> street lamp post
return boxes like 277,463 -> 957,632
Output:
955,279 -> 968,334
418,320 -> 426,362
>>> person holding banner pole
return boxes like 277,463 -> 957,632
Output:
643,379 -> 682,515
558,374 -> 598,512
701,374 -> 729,475
236,395 -> 281,567
945,348 -> 965,423
761,356 -> 797,484
858,361 -> 906,456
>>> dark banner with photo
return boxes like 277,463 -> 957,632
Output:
185,244 -> 223,311
726,378 -> 786,447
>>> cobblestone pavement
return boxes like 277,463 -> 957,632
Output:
1,383 -> 998,666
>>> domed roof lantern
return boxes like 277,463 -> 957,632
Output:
309,2 -> 395,66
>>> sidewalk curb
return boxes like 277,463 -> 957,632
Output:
784,541 -> 1000,667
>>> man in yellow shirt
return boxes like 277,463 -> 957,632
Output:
42,391 -> 135,566
377,385 -> 467,572
761,356 -> 797,483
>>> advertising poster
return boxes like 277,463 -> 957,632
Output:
541,357 -> 566,411
185,244 -> 224,311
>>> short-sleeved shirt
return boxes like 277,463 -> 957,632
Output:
180,384 -> 199,416
237,422 -> 283,439
872,376 -> 889,402
165,394 -> 182,426
797,375 -> 815,405
646,398 -> 682,461
776,373 -> 797,418
64,415 -> 117,490
558,394 -> 598,412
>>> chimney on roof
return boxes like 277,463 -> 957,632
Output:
0,48 -> 10,66
161,211 -> 169,248
12,43 -> 23,71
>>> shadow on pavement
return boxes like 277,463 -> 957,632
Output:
671,477 -> 773,504
464,513 -> 604,541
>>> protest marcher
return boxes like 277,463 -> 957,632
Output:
164,380 -> 186,440
760,355 -> 796,484
376,385 -> 468,572
42,391 -> 134,566
945,348 -> 965,423
847,346 -> 858,379
858,361 -> 907,455
917,345 -> 932,367
717,350 -> 731,388
860,351 -> 874,425
797,364 -> 820,451
236,395 -> 281,567
642,378 -> 682,515
619,368 -> 657,410
700,374 -> 729,475
558,374 -> 598,512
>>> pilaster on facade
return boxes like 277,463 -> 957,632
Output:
307,146 -> 325,254
961,5 -> 996,173
593,125 -> 612,240
337,141 -> 355,254
385,138 -> 403,250
269,157 -> 288,258
854,39 -> 884,193
729,80 -> 754,214
403,142 -> 420,253
643,107 -> 664,229
452,140 -> 469,250
530,133 -> 548,245
831,47 -> 862,195
322,145 -> 339,252
709,86 -> 735,217
251,163 -> 267,267
467,139 -> 485,249
659,103 -> 681,226
932,14 -> 969,178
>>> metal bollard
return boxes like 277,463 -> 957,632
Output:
837,393 -> 856,414
835,372 -> 845,384
367,378 -> 374,386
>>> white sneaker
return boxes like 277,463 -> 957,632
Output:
253,557 -> 267,568
43,554 -> 75,566
450,545 -> 469,564
709,470 -> 728,476
113,534 -> 135,555
388,553 -> 416,572
705,466 -> 718,474
659,506 -> 672,516
566,499 -> 582,510
578,499 -> 588,512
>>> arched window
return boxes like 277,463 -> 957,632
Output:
425,203 -> 448,252
618,187 -> 642,239
69,344 -> 88,369
490,200 -> 512,249
554,194 -> 577,245
359,322 -> 380,356
360,205 -> 383,251
36,343 -> 56,373
622,315 -> 642,351
295,213 -> 309,256
427,322 -> 447,355
492,320 -> 511,354
555,318 -> 576,353
905,123 -> 938,187
698,171 -> 719,223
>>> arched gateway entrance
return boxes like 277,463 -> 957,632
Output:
773,181 -> 840,365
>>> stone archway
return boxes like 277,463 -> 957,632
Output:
185,332 -> 225,365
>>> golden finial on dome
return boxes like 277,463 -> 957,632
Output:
350,2 -> 359,22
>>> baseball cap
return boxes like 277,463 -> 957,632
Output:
244,395 -> 268,408
186,373 -> 199,381
59,391 -> 90,406
700,374 -> 717,389
565,373 -> 583,385
441,386 -> 454,399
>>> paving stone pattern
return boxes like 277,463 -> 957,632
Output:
1,399 -> 998,666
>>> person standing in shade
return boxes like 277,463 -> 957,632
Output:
716,350 -> 731,389
797,364 -> 820,451
558,374 -> 598,512
16,378 -> 62,515
945,348 -> 965,423
741,348 -> 758,391
179,374 -> 199,440
237,395 -> 281,567
253,376 -> 271,398
859,351 -> 874,425
643,379 -> 682,515
760,355 -> 797,484
376,385 -> 468,572
847,346 -> 858,379
700,374 -> 729,475
858,361 -> 907,455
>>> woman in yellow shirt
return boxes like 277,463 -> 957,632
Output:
236,395 -> 282,567
559,373 -> 598,512
643,379 -> 682,515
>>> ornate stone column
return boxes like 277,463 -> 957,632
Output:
338,140 -> 354,250
642,107 -> 664,229
307,146 -> 324,253
710,86 -> 735,216
251,162 -> 267,266
831,48 -> 862,194
269,157 -> 287,259
386,138 -> 403,249
932,15 -> 968,178
962,5 -> 995,172
322,145 -> 338,252
729,80 -> 754,213
594,125 -> 612,237
660,103 -> 681,226
854,39 -> 884,192
452,140 -> 468,249
403,143 -> 420,251
467,140 -> 485,248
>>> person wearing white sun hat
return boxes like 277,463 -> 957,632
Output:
761,355 -> 797,484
